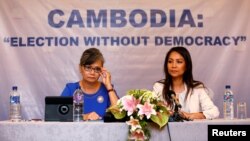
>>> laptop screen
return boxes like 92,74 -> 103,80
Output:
44,96 -> 73,122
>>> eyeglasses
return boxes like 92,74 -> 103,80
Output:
83,65 -> 102,73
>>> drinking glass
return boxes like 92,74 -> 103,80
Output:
237,102 -> 247,119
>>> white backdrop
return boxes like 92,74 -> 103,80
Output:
0,0 -> 249,120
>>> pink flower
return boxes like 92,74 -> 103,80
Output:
126,117 -> 141,131
121,95 -> 139,116
129,129 -> 147,141
137,101 -> 156,119
107,89 -> 170,141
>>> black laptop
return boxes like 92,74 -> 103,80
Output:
44,96 -> 73,122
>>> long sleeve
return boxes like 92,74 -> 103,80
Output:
198,89 -> 220,119
153,82 -> 164,101
183,87 -> 220,119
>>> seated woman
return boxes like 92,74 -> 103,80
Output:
61,48 -> 118,120
153,46 -> 219,120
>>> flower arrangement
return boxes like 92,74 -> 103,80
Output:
107,89 -> 170,141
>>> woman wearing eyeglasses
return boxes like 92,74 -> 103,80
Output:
61,48 -> 118,121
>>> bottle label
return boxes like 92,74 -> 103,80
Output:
74,92 -> 83,104
224,93 -> 233,102
10,96 -> 20,104
224,94 -> 228,102
230,94 -> 234,102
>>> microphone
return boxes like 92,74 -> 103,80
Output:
168,90 -> 182,108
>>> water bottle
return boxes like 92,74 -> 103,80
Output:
73,87 -> 84,122
223,85 -> 234,119
9,86 -> 22,122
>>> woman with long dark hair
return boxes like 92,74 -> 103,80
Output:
153,46 -> 219,120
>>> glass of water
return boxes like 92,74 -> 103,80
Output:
237,102 -> 247,119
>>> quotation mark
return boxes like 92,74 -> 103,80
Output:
4,37 -> 10,43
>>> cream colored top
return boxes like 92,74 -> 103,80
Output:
153,82 -> 220,119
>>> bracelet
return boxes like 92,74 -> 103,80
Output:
107,88 -> 115,93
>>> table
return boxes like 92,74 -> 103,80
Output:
0,121 -> 129,141
0,119 -> 249,141
167,118 -> 250,141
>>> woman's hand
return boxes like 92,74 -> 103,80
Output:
100,67 -> 118,106
100,67 -> 113,90
169,110 -> 174,116
178,111 -> 206,120
83,112 -> 101,121
178,111 -> 191,120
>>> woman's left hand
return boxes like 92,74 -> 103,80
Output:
100,67 -> 118,106
100,67 -> 113,90
179,111 -> 205,120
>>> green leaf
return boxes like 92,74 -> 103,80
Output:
107,106 -> 126,119
150,106 -> 169,128
113,110 -> 126,119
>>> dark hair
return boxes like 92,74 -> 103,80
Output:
160,46 -> 204,107
80,48 -> 105,66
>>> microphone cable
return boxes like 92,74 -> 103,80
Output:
167,123 -> 172,141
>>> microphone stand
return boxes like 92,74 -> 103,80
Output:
169,104 -> 184,122
169,104 -> 191,122
167,90 -> 192,122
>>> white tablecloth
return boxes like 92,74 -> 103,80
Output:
168,118 -> 250,141
0,119 -> 249,141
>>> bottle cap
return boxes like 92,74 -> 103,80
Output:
225,85 -> 231,89
12,86 -> 18,91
